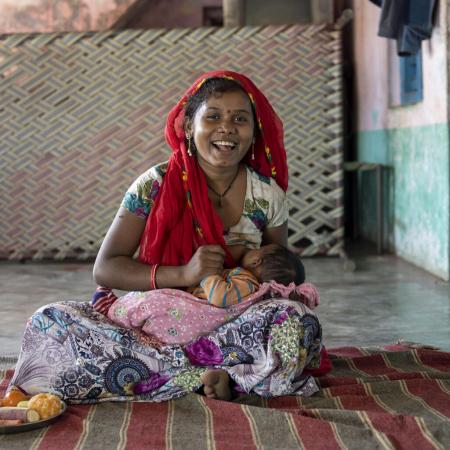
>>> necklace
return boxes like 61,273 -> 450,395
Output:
207,168 -> 240,208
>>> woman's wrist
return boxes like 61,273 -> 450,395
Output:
150,264 -> 159,290
154,265 -> 190,289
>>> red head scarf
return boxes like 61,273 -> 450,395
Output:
139,70 -> 288,268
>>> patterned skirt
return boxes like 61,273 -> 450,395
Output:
10,298 -> 323,403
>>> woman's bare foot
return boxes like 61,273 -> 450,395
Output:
200,369 -> 231,400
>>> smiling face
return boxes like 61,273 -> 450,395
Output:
187,89 -> 255,170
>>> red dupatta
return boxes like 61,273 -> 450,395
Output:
138,70 -> 288,268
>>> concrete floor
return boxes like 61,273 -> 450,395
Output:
1,249 -> 449,356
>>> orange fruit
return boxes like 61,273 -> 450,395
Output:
2,387 -> 29,406
28,393 -> 63,419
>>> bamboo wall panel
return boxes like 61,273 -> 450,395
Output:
0,25 -> 343,259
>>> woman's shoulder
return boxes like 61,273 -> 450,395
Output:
122,161 -> 168,219
246,165 -> 271,184
136,161 -> 168,184
245,165 -> 286,202
241,165 -> 288,230
246,166 -> 284,191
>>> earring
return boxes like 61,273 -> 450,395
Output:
187,136 -> 193,157
251,139 -> 255,160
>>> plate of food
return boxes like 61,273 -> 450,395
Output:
0,388 -> 66,434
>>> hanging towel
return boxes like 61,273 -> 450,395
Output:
369,0 -> 436,55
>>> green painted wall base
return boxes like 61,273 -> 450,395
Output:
357,124 -> 450,280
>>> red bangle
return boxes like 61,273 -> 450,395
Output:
150,264 -> 159,290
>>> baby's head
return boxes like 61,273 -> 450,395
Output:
240,244 -> 305,286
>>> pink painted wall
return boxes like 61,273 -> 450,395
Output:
354,1 -> 448,132
0,0 -> 138,33
354,0 -> 450,280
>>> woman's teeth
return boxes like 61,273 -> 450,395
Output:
212,141 -> 237,150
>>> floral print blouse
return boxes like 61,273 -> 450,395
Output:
122,162 -> 288,249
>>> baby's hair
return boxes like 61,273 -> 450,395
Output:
261,246 -> 305,286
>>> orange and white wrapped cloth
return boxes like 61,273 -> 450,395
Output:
188,267 -> 260,307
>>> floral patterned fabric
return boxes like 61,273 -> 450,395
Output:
107,281 -> 321,345
123,162 -> 288,249
9,158 -> 322,403
10,297 -> 322,403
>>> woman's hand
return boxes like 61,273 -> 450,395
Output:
94,207 -> 226,290
182,245 -> 226,286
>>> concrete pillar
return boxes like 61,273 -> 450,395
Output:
311,0 -> 334,24
223,0 -> 245,26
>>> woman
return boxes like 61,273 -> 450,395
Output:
10,71 -> 327,403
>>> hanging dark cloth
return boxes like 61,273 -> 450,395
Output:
369,0 -> 436,56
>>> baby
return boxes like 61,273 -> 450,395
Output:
93,243 -> 314,347
189,244 -> 305,307
92,244 -> 305,316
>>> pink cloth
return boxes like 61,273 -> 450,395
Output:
107,282 -> 320,345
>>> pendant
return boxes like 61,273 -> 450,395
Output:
218,197 -> 223,208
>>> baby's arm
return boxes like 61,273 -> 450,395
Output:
200,268 -> 259,307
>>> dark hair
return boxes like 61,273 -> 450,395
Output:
185,77 -> 246,123
261,246 -> 305,286
184,77 -> 258,140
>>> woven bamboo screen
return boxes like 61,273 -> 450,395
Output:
0,25 -> 343,260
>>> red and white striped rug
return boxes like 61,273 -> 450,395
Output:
1,344 -> 449,449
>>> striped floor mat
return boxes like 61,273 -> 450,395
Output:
1,345 -> 449,449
